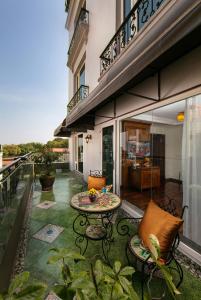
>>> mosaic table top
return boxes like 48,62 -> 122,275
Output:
70,191 -> 121,213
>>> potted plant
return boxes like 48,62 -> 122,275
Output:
33,147 -> 59,191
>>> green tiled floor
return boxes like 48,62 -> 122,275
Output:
25,172 -> 201,299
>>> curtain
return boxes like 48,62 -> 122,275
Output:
182,94 -> 201,246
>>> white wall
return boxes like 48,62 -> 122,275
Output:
85,0 -> 116,92
150,123 -> 183,180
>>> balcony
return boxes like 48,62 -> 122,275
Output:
100,0 -> 165,75
67,8 -> 89,69
67,85 -> 89,113
0,153 -> 33,290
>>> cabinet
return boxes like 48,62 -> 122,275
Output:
129,167 -> 160,191
122,121 -> 151,188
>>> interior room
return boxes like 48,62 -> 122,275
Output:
120,100 -> 185,216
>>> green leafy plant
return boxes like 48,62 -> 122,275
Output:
33,146 -> 59,176
148,234 -> 181,300
0,271 -> 46,300
48,248 -> 139,300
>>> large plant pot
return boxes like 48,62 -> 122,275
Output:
39,175 -> 55,191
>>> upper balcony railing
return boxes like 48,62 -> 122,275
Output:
67,85 -> 89,114
100,0 -> 165,75
68,8 -> 89,57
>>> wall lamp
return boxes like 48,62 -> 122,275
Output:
85,134 -> 92,144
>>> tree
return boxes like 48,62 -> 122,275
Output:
3,144 -> 21,157
46,138 -> 68,149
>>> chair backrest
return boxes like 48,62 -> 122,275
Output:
88,170 -> 106,190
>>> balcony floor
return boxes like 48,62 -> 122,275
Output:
24,172 -> 201,299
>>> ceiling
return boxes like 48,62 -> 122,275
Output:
133,100 -> 185,125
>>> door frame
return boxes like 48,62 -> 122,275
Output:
101,122 -> 116,191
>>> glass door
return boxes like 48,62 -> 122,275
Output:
78,134 -> 83,173
102,126 -> 113,185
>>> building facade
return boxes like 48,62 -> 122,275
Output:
55,0 -> 201,264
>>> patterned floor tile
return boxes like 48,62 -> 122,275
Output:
36,201 -> 56,209
33,224 -> 64,243
45,291 -> 61,300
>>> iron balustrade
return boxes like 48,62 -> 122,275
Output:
100,0 -> 165,74
67,85 -> 89,113
0,153 -> 33,269
68,8 -> 89,57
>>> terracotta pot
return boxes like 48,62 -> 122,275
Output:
39,175 -> 55,191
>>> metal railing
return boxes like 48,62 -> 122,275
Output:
0,153 -> 33,290
68,8 -> 89,57
100,0 -> 165,74
67,85 -> 89,113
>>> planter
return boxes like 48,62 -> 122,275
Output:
39,175 -> 55,191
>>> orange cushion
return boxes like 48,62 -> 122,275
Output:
139,200 -> 183,254
88,176 -> 106,191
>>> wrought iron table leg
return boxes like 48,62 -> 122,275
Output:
73,213 -> 90,255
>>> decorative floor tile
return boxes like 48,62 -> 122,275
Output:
45,291 -> 61,300
36,201 -> 56,209
33,224 -> 64,243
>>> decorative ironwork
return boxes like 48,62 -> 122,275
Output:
89,170 -> 103,178
100,0 -> 165,74
68,8 -> 89,57
72,211 -> 115,264
67,85 -> 89,113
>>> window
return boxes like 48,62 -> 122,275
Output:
75,63 -> 85,93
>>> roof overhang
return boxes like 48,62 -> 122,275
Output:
65,0 -> 201,129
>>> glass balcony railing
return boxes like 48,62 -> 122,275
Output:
100,0 -> 165,75
67,85 -> 89,113
0,153 -> 33,267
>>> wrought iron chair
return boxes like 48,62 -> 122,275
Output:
116,197 -> 188,300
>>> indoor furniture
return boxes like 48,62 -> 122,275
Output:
129,166 -> 160,191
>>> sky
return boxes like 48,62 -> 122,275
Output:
0,0 -> 68,144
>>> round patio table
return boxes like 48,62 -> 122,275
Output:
70,191 -> 121,263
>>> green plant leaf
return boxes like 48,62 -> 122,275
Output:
47,254 -> 63,264
48,248 -> 85,263
159,264 -> 181,299
118,275 -> 131,293
119,266 -> 135,276
94,260 -> 103,284
118,276 -> 139,300
149,234 -> 160,260
114,261 -> 121,274
14,283 -> 46,299
112,282 -> 124,299
71,277 -> 94,290
103,264 -> 115,278
104,275 -> 115,284
53,285 -> 75,300
0,295 -> 3,300
62,263 -> 72,282
8,272 -> 29,296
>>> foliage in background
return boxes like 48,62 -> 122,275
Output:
3,138 -> 68,157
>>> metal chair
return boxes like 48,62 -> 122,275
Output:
116,197 -> 188,300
